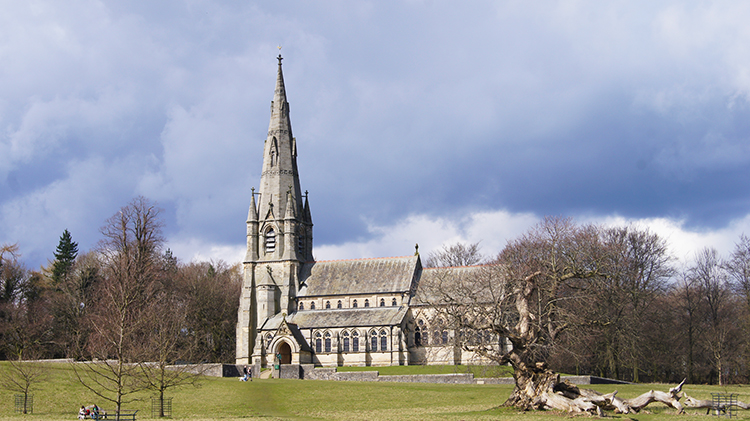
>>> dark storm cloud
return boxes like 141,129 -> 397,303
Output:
2,1 -> 750,266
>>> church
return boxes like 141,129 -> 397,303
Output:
235,55 -> 503,370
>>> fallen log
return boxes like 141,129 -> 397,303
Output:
542,377 -> 686,414
621,378 -> 686,413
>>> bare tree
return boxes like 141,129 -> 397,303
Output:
0,355 -> 43,414
423,218 -> 607,408
726,234 -> 750,380
422,217 -> 688,414
423,242 -> 484,268
688,248 -> 738,385
137,269 -> 204,418
74,197 -> 165,418
178,261 -> 241,363
582,226 -> 673,381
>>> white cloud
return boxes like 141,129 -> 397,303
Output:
167,236 -> 246,265
307,210 -> 750,266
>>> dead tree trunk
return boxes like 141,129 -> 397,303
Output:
506,367 -> 688,415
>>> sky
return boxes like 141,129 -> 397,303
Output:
2,1 -> 750,269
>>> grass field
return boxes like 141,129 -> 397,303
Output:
2,362 -> 750,420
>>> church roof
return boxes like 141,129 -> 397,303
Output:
412,265 -> 492,305
298,255 -> 420,297
262,306 -> 409,330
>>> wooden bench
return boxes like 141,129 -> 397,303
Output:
99,409 -> 138,420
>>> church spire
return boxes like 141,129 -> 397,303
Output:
256,54 -> 303,231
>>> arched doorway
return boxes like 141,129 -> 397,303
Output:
278,342 -> 292,364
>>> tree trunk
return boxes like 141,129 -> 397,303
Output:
505,363 -> 688,415
504,362 -> 559,410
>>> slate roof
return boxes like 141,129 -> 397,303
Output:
261,306 -> 409,330
412,265 -> 492,305
298,255 -> 420,297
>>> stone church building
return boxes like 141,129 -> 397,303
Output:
235,56 -> 501,369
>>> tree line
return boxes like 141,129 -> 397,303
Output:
423,217 -> 750,390
0,197 -> 241,365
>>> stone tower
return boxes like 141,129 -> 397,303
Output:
236,55 -> 313,365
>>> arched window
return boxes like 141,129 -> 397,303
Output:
315,332 -> 322,353
324,332 -> 332,353
352,331 -> 360,352
265,228 -> 276,254
379,298 -> 385,307
364,299 -> 369,308
380,330 -> 388,351
325,301 -> 331,309
352,299 -> 358,308
337,300 -> 342,309
442,330 -> 449,345
415,319 -> 425,346
310,301 -> 315,310
264,333 -> 273,350
343,331 -> 350,352
370,330 -> 378,352
392,298 -> 397,306
298,302 -> 304,311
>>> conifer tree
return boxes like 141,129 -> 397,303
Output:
51,229 -> 78,284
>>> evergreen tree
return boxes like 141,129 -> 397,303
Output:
51,229 -> 78,284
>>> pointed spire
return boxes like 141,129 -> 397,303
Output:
251,54 -> 311,263
284,187 -> 296,219
303,190 -> 312,224
248,187 -> 258,222
272,54 -> 288,121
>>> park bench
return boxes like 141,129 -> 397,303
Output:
99,409 -> 138,420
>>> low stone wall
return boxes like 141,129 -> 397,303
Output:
258,365 -> 630,386
475,377 -> 514,384
379,373 -> 475,384
476,375 -> 630,385
279,364 -> 301,379
165,363 -> 237,377
301,365 -> 379,381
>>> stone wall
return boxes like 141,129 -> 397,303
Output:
279,364 -> 301,379
300,365 -> 379,381
476,375 -> 630,385
379,373 -> 475,384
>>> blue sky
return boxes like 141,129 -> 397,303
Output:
2,1 -> 750,268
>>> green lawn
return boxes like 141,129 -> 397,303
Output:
2,362 -> 750,420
